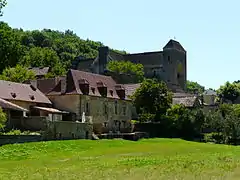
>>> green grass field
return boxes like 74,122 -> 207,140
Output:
1,139 -> 240,180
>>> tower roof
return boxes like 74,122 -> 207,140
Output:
163,39 -> 186,52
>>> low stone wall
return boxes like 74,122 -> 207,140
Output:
0,135 -> 43,146
47,121 -> 93,140
11,116 -> 49,131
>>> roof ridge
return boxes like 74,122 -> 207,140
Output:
0,80 -> 31,86
123,51 -> 162,56
70,69 -> 114,79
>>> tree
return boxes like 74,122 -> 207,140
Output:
0,0 -> 6,16
0,22 -> 24,72
0,107 -> 7,130
0,65 -> 36,83
132,79 -> 173,121
107,61 -> 144,83
217,81 -> 240,103
186,80 -> 205,94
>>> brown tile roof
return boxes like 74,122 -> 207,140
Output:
0,98 -> 28,112
48,70 -> 126,99
26,76 -> 65,94
172,96 -> 198,107
123,83 -> 141,97
0,80 -> 51,104
28,67 -> 50,76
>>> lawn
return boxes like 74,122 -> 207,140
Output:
1,139 -> 240,180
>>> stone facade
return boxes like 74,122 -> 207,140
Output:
48,94 -> 132,133
74,39 -> 187,91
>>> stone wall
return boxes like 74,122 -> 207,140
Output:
47,121 -> 93,139
48,94 -> 80,119
80,95 -> 133,133
11,116 -> 49,131
48,94 -> 133,133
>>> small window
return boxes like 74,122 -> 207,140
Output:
122,106 -> 126,115
104,104 -> 107,114
104,122 -> 107,127
168,56 -> 170,62
86,102 -> 90,114
115,101 -> 118,115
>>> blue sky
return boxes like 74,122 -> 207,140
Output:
1,0 -> 240,89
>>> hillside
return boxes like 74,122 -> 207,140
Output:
0,139 -> 240,180
0,21 -> 126,76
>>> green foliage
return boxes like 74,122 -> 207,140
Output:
132,79 -> 172,121
107,61 -> 144,83
217,81 -> 240,103
0,129 -> 41,135
186,80 -> 205,94
0,22 -> 24,72
204,132 -> 224,144
0,0 -> 6,16
0,22 -> 127,78
0,108 -> 7,130
0,65 -> 36,83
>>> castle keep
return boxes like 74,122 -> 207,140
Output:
72,39 -> 187,91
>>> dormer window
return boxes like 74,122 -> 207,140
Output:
97,81 -> 107,97
91,87 -> 95,94
115,84 -> 125,100
29,95 -> 35,100
79,79 -> 89,95
11,92 -> 16,98
109,90 -> 113,96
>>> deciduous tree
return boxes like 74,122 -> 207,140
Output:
132,79 -> 172,121
217,81 -> 240,103
0,65 -> 36,83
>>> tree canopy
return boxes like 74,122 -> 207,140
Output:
107,61 -> 144,83
217,81 -> 240,103
0,65 -> 36,83
186,80 -> 205,94
0,0 -> 6,16
131,79 -> 172,122
0,22 -> 126,78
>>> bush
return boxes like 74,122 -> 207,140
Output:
204,132 -> 224,144
0,108 -> 7,130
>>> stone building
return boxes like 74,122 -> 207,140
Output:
73,39 -> 187,91
45,69 -> 133,133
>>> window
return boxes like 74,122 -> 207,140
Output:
168,56 -> 170,63
115,101 -> 118,115
122,106 -> 126,115
104,104 -> 108,114
86,102 -> 90,115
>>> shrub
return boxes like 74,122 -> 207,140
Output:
204,132 -> 224,144
0,108 -> 7,130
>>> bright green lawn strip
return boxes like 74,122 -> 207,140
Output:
1,139 -> 240,180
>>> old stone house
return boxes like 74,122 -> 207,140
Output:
45,69 -> 133,133
73,39 -> 187,91
0,80 -> 68,128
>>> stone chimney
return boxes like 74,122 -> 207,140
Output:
98,46 -> 109,74
61,78 -> 67,94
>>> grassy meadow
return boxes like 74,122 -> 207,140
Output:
1,139 -> 240,180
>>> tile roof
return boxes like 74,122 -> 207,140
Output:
28,67 -> 50,76
0,98 -> 28,112
0,80 -> 51,104
163,39 -> 186,52
172,96 -> 198,107
26,76 -> 65,94
123,84 -> 141,97
48,69 -> 127,99
203,89 -> 217,96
